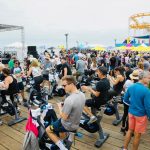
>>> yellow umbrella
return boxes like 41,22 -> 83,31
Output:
129,46 -> 136,51
141,46 -> 150,52
91,46 -> 105,51
117,46 -> 131,50
134,46 -> 148,52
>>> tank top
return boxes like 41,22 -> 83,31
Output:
113,78 -> 125,94
32,67 -> 41,77
7,75 -> 18,94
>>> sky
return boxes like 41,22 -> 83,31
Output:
0,0 -> 149,48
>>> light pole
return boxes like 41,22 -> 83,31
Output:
64,33 -> 68,51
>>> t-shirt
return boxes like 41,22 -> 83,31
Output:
124,82 -> 150,118
124,80 -> 133,92
125,57 -> 130,64
76,60 -> 86,73
32,67 -> 42,77
61,91 -> 86,131
42,60 -> 53,75
73,54 -> 79,63
93,78 -> 110,108
12,67 -> 22,82
8,59 -> 14,69
126,69 -> 133,80
61,63 -> 72,76
110,57 -> 116,67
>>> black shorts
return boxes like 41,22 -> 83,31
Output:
43,74 -> 49,81
85,99 -> 98,108
85,99 -> 106,109
17,82 -> 24,91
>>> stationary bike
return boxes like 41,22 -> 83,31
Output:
0,91 -> 26,126
48,68 -> 66,97
107,92 -> 123,126
27,77 -> 48,106
24,103 -> 75,150
80,105 -> 110,148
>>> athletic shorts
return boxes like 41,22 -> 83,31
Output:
128,113 -> 148,134
49,119 -> 68,136
17,82 -> 24,91
85,99 -> 106,109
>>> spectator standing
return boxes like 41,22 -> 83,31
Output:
11,60 -> 28,107
8,55 -> 16,69
122,71 -> 150,150
124,64 -> 133,80
109,53 -> 116,70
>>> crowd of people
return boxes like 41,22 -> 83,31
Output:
0,49 -> 150,150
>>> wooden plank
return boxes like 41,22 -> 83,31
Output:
74,138 -> 120,150
78,124 -> 150,150
0,124 -> 24,143
0,94 -> 149,150
0,144 -> 8,150
0,131 -> 22,150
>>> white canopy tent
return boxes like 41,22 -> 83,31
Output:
4,42 -> 27,60
0,24 -> 25,62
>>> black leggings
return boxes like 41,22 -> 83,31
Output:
34,76 -> 43,99
108,89 -> 118,100
1,90 -> 16,106
122,103 -> 129,131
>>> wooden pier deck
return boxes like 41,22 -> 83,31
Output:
0,96 -> 150,150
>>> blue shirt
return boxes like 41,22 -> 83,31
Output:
74,54 -> 79,62
124,82 -> 150,118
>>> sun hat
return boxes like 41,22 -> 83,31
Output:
129,70 -> 139,80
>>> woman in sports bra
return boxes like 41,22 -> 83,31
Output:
108,67 -> 125,99
27,58 -> 43,100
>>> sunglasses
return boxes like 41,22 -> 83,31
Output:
62,84 -> 68,88
62,83 -> 72,88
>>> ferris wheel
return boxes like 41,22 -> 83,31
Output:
129,12 -> 150,36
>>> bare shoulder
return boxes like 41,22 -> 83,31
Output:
5,76 -> 13,82
118,75 -> 125,81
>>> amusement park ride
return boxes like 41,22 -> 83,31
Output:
116,13 -> 150,48
129,12 -> 150,36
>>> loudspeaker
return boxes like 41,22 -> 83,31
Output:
27,46 -> 38,59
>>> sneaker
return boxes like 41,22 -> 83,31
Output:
121,146 -> 127,150
17,107 -> 20,111
88,116 -> 97,124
